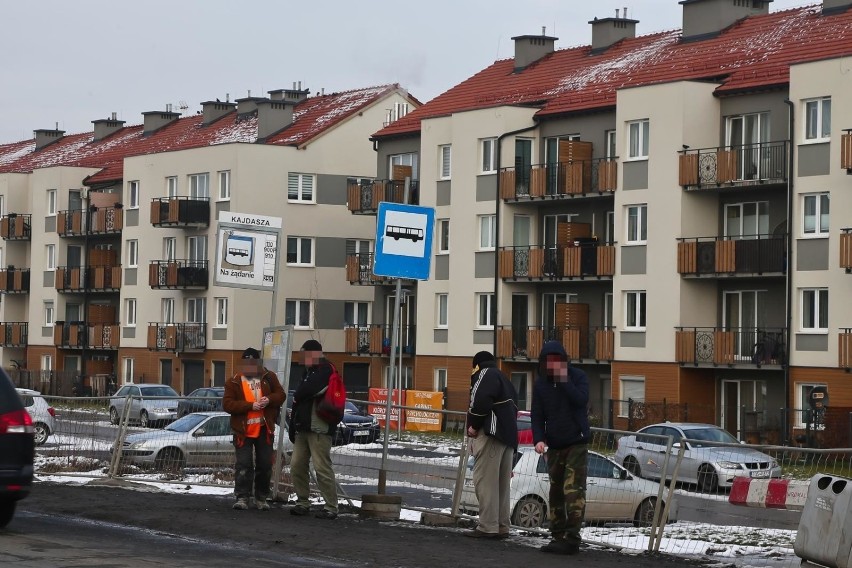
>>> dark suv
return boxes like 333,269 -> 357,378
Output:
0,369 -> 35,527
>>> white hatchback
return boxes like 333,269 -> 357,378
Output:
16,388 -> 56,446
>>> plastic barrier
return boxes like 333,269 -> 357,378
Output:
728,476 -> 808,510
794,474 -> 852,568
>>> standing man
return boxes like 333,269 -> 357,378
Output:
465,351 -> 518,539
223,347 -> 286,511
531,340 -> 590,555
288,339 -> 339,519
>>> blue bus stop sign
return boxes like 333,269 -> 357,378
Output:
373,202 -> 435,280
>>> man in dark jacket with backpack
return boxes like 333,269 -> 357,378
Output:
531,340 -> 590,555
288,339 -> 339,519
464,351 -> 518,539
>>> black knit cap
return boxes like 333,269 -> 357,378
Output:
241,347 -> 260,360
472,351 -> 494,369
300,339 -> 323,352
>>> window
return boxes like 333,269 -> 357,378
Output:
795,382 -> 827,428
437,219 -> 450,253
123,358 -> 135,383
439,145 -> 451,180
802,193 -> 829,236
383,365 -> 413,389
626,204 -> 648,243
0,195 -> 4,217
436,294 -> 448,328
186,235 -> 207,264
166,176 -> 178,197
287,173 -> 315,202
627,119 -> 649,159
162,298 -> 175,324
344,301 -> 369,326
0,247 -> 3,268
128,181 -> 140,209
218,170 -> 230,201
481,138 -> 497,173
45,244 -> 55,270
625,291 -> 646,331
186,297 -> 206,323
125,299 -> 137,327
619,376 -> 645,417
188,173 -> 209,198
479,215 -> 496,250
285,299 -> 312,329
286,237 -> 314,265
605,130 -> 617,159
41,354 -> 52,372
163,237 -> 176,261
804,97 -> 831,141
44,302 -> 54,326
215,297 -> 228,327
46,189 -> 57,216
127,240 -> 138,268
435,368 -> 447,392
476,293 -> 494,329
800,288 -> 828,332
389,153 -> 418,179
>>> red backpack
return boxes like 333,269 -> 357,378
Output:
316,363 -> 346,425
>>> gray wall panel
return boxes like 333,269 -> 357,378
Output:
122,327 -> 136,339
473,330 -> 493,345
315,299 -> 343,330
215,201 -> 231,217
435,255 -> 449,280
796,239 -> 829,271
126,209 -> 139,227
43,271 -> 53,288
476,174 -> 497,202
212,328 -> 227,341
620,332 -> 646,348
795,334 -> 828,351
44,216 -> 55,233
434,329 -> 448,343
436,181 -> 451,206
474,252 -> 495,278
622,161 -> 648,190
124,268 -> 137,286
620,246 -> 647,274
317,174 -> 348,206
798,143 -> 830,177
315,236 -> 345,268
41,326 -> 51,338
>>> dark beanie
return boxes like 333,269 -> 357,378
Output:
301,339 -> 323,352
241,347 -> 260,359
472,351 -> 494,369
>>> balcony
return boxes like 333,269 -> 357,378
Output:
148,260 -> 209,289
675,327 -> 786,368
345,253 -> 413,286
842,229 -> 852,272
0,214 -> 32,240
55,265 -> 122,293
499,243 -> 615,281
678,141 -> 788,190
347,179 -> 419,214
842,130 -> 852,172
841,329 -> 852,369
496,325 -> 615,362
676,235 -> 786,277
0,322 -> 28,347
499,159 -> 617,201
53,321 -> 120,350
344,324 -> 416,357
147,322 -> 207,352
58,206 -> 123,237
0,267 -> 30,294
150,197 -> 210,228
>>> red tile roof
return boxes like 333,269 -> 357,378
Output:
0,84 -> 404,185
374,5 -> 850,139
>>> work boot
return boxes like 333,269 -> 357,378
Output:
232,498 -> 248,510
256,498 -> 270,511
541,539 -> 579,555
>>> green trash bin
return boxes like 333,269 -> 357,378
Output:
794,474 -> 852,568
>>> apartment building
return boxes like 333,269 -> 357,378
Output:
365,0 -> 852,443
0,84 -> 418,395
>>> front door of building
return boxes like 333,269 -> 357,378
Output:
183,360 -> 204,394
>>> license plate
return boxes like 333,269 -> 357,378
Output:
355,430 -> 369,436
751,470 -> 770,478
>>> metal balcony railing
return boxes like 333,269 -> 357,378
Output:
147,322 -> 207,352
56,265 -> 122,292
841,229 -> 852,272
675,327 -> 787,367
499,158 -> 617,200
53,321 -> 120,350
676,235 -> 786,276
346,179 -> 419,214
0,322 -> 28,347
58,206 -> 123,237
148,260 -> 209,289
0,214 -> 32,240
678,141 -> 788,190
498,243 -> 615,280
343,324 -> 416,356
0,267 -> 30,293
150,197 -> 211,227
496,325 -> 615,362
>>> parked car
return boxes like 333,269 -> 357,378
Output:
177,387 -> 224,417
517,411 -> 533,445
613,422 -> 782,492
109,384 -> 180,428
0,370 -> 34,527
461,446 -> 675,529
334,401 -> 381,446
16,388 -> 56,446
114,411 -> 294,471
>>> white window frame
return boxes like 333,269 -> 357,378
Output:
605,130 -> 617,159
344,301 -> 370,327
285,299 -> 313,329
803,97 -> 831,142
123,357 -> 135,384
128,181 -> 140,209
618,376 -> 645,417
163,237 -> 177,261
286,236 -> 314,266
794,382 -> 828,428
476,293 -> 494,329
218,170 -> 231,201
800,288 -> 828,333
44,302 -> 54,326
624,291 -> 647,331
481,138 -> 497,173
434,368 -> 448,392
439,145 -> 451,180
215,297 -> 228,327
45,244 -> 56,271
626,204 -> 648,244
46,189 -> 57,216
186,297 -> 207,324
41,354 -> 52,372
627,119 -> 649,160
287,173 -> 315,203
436,293 -> 448,328
389,153 -> 418,179
188,173 -> 210,199
125,298 -> 137,327
383,365 -> 413,389
166,176 -> 178,198
802,193 -> 829,237
162,298 -> 175,324
127,240 -> 138,268
437,219 -> 450,254
478,214 -> 496,251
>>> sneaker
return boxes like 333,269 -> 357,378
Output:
314,509 -> 338,520
256,499 -> 270,511
290,505 -> 310,516
541,540 -> 579,555
232,498 -> 248,510
463,528 -> 499,539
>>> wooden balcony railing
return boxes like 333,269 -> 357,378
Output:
344,324 -> 416,356
148,260 -> 209,289
0,214 -> 32,240
675,327 -> 786,367
89,206 -> 123,234
677,235 -> 786,276
842,130 -> 852,171
53,321 -> 120,349
499,243 -> 615,280
841,229 -> 852,272
56,265 -> 122,292
0,322 -> 28,347
0,267 -> 30,293
499,158 -> 617,201
150,197 -> 210,227
346,179 -> 419,214
496,325 -> 614,362
147,322 -> 207,352
678,141 -> 788,190
840,329 -> 852,369
345,253 -> 409,285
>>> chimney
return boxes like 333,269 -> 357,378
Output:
823,0 -> 852,14
680,0 -> 770,41
256,99 -> 296,141
91,113 -> 126,142
200,100 -> 236,126
234,96 -> 266,118
589,9 -> 639,52
141,108 -> 181,135
267,82 -> 311,104
33,126 -> 65,150
511,32 -> 558,72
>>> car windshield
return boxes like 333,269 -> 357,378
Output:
165,414 -> 207,432
140,387 -> 179,398
684,427 -> 740,447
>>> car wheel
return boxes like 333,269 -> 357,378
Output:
109,407 -> 119,425
622,455 -> 642,477
634,497 -> 658,527
697,464 -> 718,493
139,410 -> 150,428
33,422 -> 50,446
512,496 -> 546,529
154,448 -> 185,472
0,500 -> 15,529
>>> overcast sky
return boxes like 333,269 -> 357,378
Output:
0,0 -> 813,144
